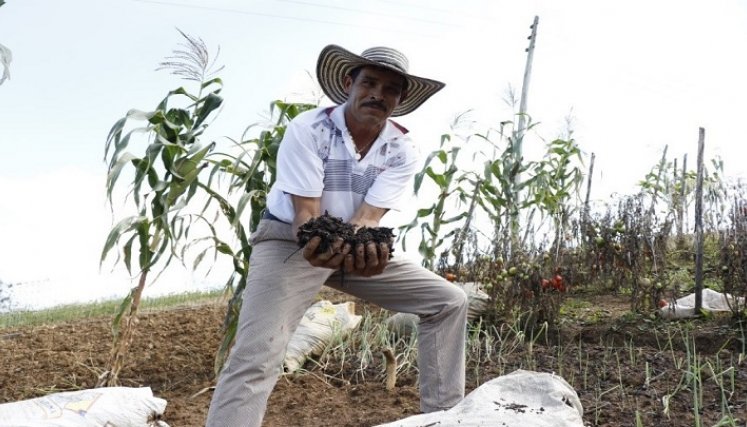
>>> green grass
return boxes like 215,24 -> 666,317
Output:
0,289 -> 226,329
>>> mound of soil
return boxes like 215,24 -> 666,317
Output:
1,292 -> 746,426
297,212 -> 395,257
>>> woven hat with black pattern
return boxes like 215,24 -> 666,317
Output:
316,44 -> 445,117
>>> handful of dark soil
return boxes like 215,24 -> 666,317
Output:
297,212 -> 395,258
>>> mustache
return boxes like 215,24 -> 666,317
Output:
361,101 -> 387,111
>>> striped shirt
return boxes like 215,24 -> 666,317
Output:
266,105 -> 419,223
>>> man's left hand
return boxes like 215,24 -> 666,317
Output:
344,241 -> 390,277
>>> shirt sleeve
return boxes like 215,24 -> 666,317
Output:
364,136 -> 420,210
273,116 -> 325,198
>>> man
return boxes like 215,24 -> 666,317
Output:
206,45 -> 468,426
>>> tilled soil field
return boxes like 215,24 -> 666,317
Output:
1,291 -> 746,426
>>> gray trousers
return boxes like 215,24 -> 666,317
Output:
205,219 -> 468,427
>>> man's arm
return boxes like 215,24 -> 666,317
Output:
349,201 -> 389,229
291,195 -> 350,269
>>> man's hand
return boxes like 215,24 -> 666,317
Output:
343,240 -> 391,277
303,235 -> 351,270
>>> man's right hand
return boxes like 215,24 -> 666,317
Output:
302,236 -> 351,269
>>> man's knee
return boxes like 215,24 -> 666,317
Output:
444,284 -> 469,313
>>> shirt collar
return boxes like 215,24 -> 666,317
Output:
328,105 -> 408,143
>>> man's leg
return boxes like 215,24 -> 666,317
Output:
206,220 -> 333,427
327,258 -> 468,412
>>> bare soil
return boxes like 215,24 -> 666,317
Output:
1,290 -> 746,426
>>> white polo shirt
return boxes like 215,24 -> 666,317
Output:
266,104 -> 419,223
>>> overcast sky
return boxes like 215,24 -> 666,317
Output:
1,0 -> 746,308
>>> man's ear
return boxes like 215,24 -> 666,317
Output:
343,75 -> 353,95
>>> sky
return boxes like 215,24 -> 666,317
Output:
1,0 -> 746,309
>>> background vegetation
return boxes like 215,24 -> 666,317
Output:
4,30 -> 745,426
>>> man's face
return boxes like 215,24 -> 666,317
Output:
343,66 -> 406,128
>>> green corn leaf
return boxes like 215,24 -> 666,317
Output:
442,212 -> 468,224
201,77 -> 223,91
234,191 -> 257,227
422,222 -> 436,237
216,242 -> 232,255
104,117 -> 128,160
214,309 -> 238,375
166,162 -> 207,206
167,108 -> 192,128
424,167 -> 443,186
192,247 -> 208,271
417,207 -> 435,218
123,234 -> 137,274
137,219 -> 152,268
101,215 -> 147,267
437,150 -> 447,163
111,287 -> 135,340
105,153 -> 138,201
194,93 -> 223,129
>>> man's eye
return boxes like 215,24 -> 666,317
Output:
384,86 -> 402,96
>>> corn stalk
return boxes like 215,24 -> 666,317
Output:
98,31 -> 223,386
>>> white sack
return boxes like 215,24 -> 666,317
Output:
284,300 -> 362,372
0,387 -> 169,427
659,288 -> 746,319
376,370 -> 584,427
461,282 -> 491,320
386,282 -> 490,337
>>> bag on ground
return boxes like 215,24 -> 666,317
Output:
0,387 -> 169,427
375,369 -> 584,427
284,300 -> 362,372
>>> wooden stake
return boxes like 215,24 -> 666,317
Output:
583,152 -> 596,226
516,15 -> 539,140
694,128 -> 705,313
383,348 -> 397,391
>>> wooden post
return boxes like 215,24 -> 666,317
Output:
583,152 -> 596,226
508,16 -> 539,252
694,128 -> 705,313
672,157 -> 679,230
516,16 -> 539,138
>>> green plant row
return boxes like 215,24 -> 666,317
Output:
0,289 -> 225,329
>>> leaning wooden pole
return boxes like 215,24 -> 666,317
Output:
515,15 -> 539,153
509,15 -> 539,251
694,128 -> 705,313
582,152 -> 596,226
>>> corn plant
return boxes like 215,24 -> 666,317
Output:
397,115 -> 471,271
528,136 -> 584,255
98,30 -> 223,386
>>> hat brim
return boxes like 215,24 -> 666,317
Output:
316,44 -> 445,117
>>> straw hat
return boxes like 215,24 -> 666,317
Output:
316,44 -> 445,117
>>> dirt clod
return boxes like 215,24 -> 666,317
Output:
296,212 -> 395,257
